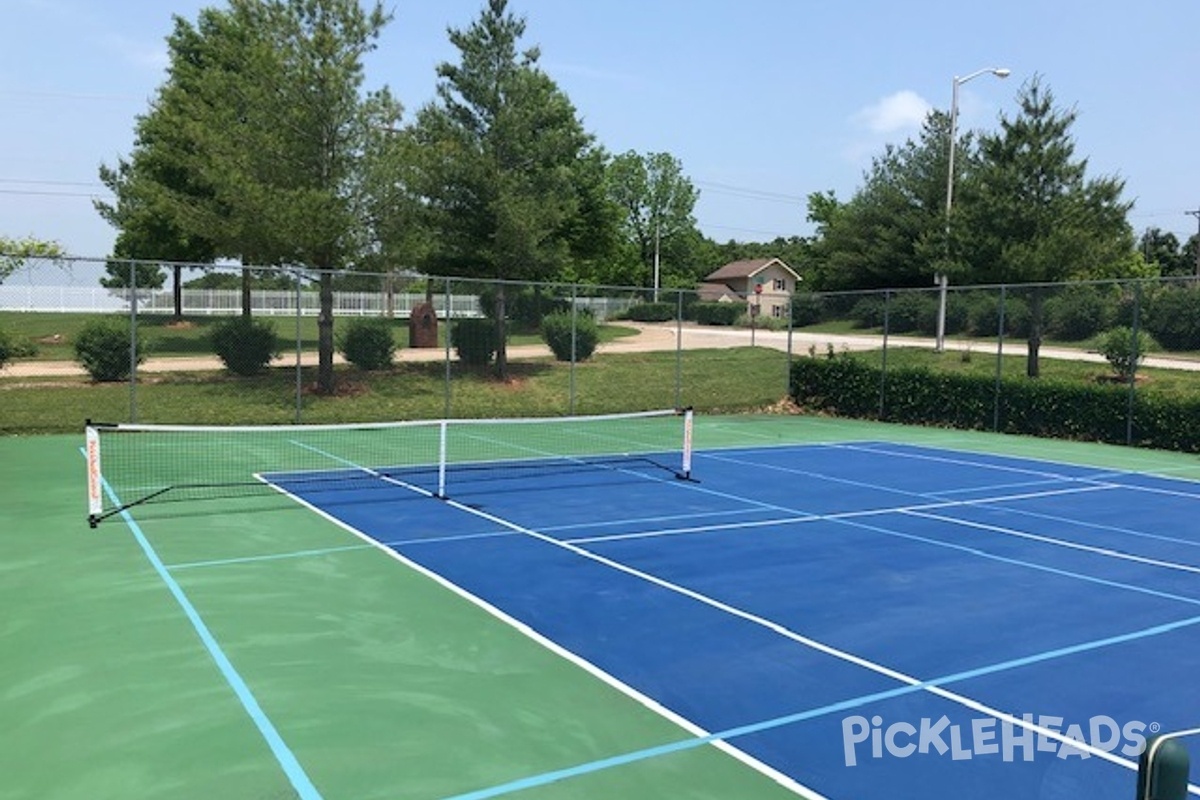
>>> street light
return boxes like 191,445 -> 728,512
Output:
936,66 -> 1011,352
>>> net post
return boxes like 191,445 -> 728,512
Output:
85,420 -> 103,528
437,419 -> 448,498
679,407 -> 694,481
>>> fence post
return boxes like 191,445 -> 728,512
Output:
443,277 -> 452,419
675,290 -> 684,411
785,293 -> 795,398
295,268 -> 304,423
1126,282 -> 1143,446
569,283 -> 578,415
992,286 -> 1007,433
129,260 -> 138,423
879,290 -> 890,419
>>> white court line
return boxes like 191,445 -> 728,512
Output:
789,440 -> 1200,551
962,501 -> 1200,551
421,489 -> 1158,775
904,509 -> 1200,579
567,484 -> 1114,547
286,441 -> 1191,785
540,506 -> 761,534
834,442 -> 1097,481
845,442 -> 1200,500
272,450 -> 815,798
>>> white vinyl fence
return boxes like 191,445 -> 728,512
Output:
0,286 -> 638,321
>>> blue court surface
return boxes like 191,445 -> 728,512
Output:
267,440 -> 1200,799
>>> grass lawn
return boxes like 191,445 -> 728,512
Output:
0,347 -> 792,434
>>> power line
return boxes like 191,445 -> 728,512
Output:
0,188 -> 111,199
695,180 -> 805,205
0,178 -> 107,189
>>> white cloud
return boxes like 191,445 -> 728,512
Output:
852,90 -> 932,134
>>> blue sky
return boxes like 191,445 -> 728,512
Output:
2,0 -> 1198,260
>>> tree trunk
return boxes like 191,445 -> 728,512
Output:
318,270 -> 335,393
172,264 -> 183,321
241,268 -> 252,318
1026,288 -> 1043,379
493,284 -> 508,381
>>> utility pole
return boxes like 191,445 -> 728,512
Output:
1188,208 -> 1200,276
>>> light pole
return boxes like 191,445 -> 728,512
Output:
937,66 -> 1010,352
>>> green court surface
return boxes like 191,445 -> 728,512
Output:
4,417 -> 1199,800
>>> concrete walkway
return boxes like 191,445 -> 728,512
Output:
4,322 -> 1199,377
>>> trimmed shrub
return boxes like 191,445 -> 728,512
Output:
0,329 -> 37,365
74,318 -> 146,382
0,329 -> 14,370
693,302 -> 742,326
338,318 -> 396,371
1044,286 -> 1116,341
540,311 -> 598,361
210,316 -> 279,376
625,302 -> 676,322
1097,327 -> 1156,381
452,317 -> 498,366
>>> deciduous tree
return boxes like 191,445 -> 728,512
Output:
99,0 -> 397,392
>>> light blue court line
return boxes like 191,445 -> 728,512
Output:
165,529 -> 516,571
86,451 -> 322,800
283,439 -> 1196,796
167,543 -> 374,571
443,611 -> 1200,800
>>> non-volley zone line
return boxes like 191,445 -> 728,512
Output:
563,483 -> 1112,545
841,441 -> 1200,500
284,443 -> 1200,795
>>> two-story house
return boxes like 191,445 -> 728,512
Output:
698,258 -> 801,320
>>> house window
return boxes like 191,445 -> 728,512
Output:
773,278 -> 786,291
771,305 -> 784,318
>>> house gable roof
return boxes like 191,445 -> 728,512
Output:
704,257 -> 801,283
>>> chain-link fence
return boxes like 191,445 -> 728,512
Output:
789,277 -> 1200,450
4,257 -> 1199,447
0,257 -> 794,432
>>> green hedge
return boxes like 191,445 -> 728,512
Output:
693,302 -> 742,326
625,302 -> 676,322
790,355 -> 1200,452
